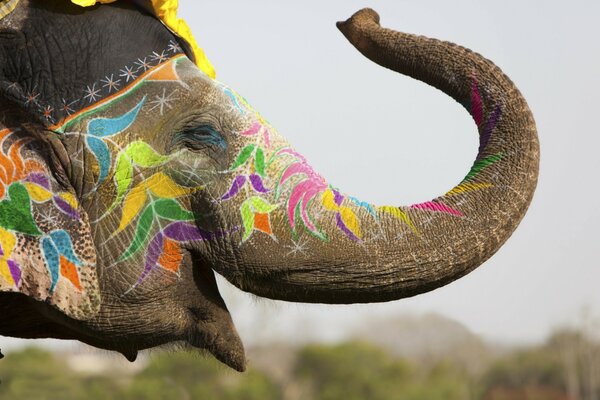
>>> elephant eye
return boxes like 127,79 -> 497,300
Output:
172,124 -> 227,152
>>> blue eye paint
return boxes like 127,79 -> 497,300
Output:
175,124 -> 227,151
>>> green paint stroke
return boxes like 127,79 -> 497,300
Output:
254,147 -> 265,177
240,200 -> 254,241
249,196 -> 278,214
124,141 -> 170,168
230,144 -> 255,170
154,198 -> 195,221
109,153 -> 134,212
0,183 -> 41,236
120,204 -> 155,261
463,152 -> 504,183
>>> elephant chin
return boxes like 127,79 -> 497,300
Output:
188,251 -> 247,372
188,323 -> 246,372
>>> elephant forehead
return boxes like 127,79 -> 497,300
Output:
51,55 -> 203,135
0,0 -> 193,126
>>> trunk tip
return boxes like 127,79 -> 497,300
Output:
337,8 -> 381,49
337,8 -> 380,31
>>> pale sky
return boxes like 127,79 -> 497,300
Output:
2,0 -> 598,351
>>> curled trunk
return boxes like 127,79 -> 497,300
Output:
215,9 -> 539,304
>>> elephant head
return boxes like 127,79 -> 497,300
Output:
0,1 -> 538,371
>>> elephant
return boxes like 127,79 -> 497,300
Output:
0,1 -> 538,372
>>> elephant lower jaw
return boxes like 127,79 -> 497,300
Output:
188,250 -> 247,371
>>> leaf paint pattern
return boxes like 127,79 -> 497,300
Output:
5,51 -> 509,300
0,128 -> 89,296
42,56 -> 215,291
218,77 -> 505,240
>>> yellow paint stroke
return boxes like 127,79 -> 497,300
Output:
378,206 -> 418,235
0,228 -> 16,286
23,183 -> 53,202
446,182 -> 493,196
340,207 -> 361,239
117,172 -> 203,231
145,172 -> 200,198
321,189 -> 339,211
59,192 -> 79,209
118,183 -> 148,232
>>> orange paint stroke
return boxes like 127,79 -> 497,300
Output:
60,256 -> 82,291
254,213 -> 272,235
158,238 -> 183,274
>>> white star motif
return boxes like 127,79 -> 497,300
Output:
83,83 -> 101,103
24,90 -> 40,106
134,57 -> 151,72
395,230 -> 407,241
101,74 -> 121,93
61,98 -> 77,115
422,216 -> 435,227
285,240 -> 309,257
37,210 -> 60,227
41,105 -> 54,122
148,88 -> 179,115
175,158 -> 208,187
119,66 -> 137,82
151,50 -> 168,63
167,40 -> 182,53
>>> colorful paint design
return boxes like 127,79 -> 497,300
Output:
217,76 -> 504,242
0,128 -> 88,293
1,48 -> 507,303
50,55 -> 213,291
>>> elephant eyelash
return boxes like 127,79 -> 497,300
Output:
172,124 -> 227,152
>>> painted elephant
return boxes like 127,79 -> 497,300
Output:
0,1 -> 538,371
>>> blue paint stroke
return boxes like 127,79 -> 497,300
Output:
41,237 -> 60,293
87,96 -> 146,137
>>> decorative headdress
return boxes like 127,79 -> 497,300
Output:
0,0 -> 216,78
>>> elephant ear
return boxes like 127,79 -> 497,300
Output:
0,128 -> 99,320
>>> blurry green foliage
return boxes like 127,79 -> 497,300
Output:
0,330 -> 598,400
295,342 -> 469,400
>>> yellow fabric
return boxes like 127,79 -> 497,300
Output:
70,0 -> 216,78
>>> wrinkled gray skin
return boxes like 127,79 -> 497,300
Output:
0,1 -> 538,372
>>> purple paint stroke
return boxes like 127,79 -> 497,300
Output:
249,174 -> 270,193
478,104 -> 502,155
134,224 -> 238,287
333,190 -> 344,207
8,260 -> 21,287
137,232 -> 164,285
26,173 -> 50,189
220,175 -> 246,201
471,79 -> 484,127
53,196 -> 80,219
163,221 -> 214,242
335,213 -> 360,242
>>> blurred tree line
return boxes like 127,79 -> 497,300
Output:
0,327 -> 599,400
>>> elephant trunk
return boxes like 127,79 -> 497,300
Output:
213,9 -> 539,304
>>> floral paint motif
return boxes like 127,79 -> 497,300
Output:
218,76 -> 504,242
0,128 -> 86,293
52,55 -> 214,290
